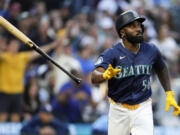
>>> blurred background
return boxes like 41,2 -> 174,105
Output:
0,0 -> 180,135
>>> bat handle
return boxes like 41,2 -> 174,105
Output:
31,43 -> 82,85
74,77 -> 82,84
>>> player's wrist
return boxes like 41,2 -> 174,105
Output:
102,72 -> 108,80
165,91 -> 174,97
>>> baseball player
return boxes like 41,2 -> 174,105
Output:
91,10 -> 180,135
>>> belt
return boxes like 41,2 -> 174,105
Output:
109,98 -> 150,110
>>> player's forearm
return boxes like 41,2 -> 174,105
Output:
156,65 -> 171,92
91,70 -> 106,84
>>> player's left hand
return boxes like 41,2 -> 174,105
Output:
165,91 -> 180,116
103,64 -> 121,80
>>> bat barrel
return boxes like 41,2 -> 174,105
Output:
0,16 -> 81,84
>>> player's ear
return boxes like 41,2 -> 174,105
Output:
120,29 -> 125,38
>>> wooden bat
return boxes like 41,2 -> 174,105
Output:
0,16 -> 81,84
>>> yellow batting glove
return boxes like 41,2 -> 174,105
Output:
103,64 -> 121,80
165,91 -> 180,116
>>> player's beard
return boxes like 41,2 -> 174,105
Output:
124,32 -> 144,44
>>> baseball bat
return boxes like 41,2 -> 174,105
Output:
0,16 -> 81,84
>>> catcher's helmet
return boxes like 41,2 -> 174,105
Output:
115,10 -> 145,33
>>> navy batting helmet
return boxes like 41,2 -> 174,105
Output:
115,10 -> 145,35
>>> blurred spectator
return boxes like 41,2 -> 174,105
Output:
17,11 -> 34,40
35,16 -> 53,45
53,26 -> 81,94
21,104 -> 69,135
97,0 -> 118,16
91,114 -> 108,135
49,10 -> 64,39
12,0 -> 37,11
0,0 -> 10,17
22,76 -> 41,121
59,2 -> 72,24
91,82 -> 109,135
76,36 -> 95,83
5,2 -> 22,27
99,36 -> 115,53
43,70 -> 56,101
152,0 -> 171,9
51,69 -> 95,123
0,35 -> 7,51
72,0 -> 93,15
0,38 -> 58,122
75,12 -> 89,35
85,24 -> 99,48
65,19 -> 82,52
34,0 -> 47,17
30,16 -> 54,65
136,7 -> 157,40
150,24 -> 180,64
98,16 -> 114,35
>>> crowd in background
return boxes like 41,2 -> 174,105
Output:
0,0 -> 180,134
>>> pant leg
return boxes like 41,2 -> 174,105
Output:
131,100 -> 154,135
10,94 -> 23,114
0,92 -> 12,113
108,103 -> 131,135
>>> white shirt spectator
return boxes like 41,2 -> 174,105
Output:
150,37 -> 179,62
54,54 -> 81,94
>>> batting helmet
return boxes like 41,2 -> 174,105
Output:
115,10 -> 145,34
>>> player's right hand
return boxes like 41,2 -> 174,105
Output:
165,91 -> 180,116
102,64 -> 121,80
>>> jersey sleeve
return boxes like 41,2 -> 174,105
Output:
153,45 -> 166,71
94,48 -> 114,70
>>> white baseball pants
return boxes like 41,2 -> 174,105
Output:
108,99 -> 154,135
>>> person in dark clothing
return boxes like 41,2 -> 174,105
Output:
22,76 -> 41,121
51,69 -> 95,123
21,104 -> 69,135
